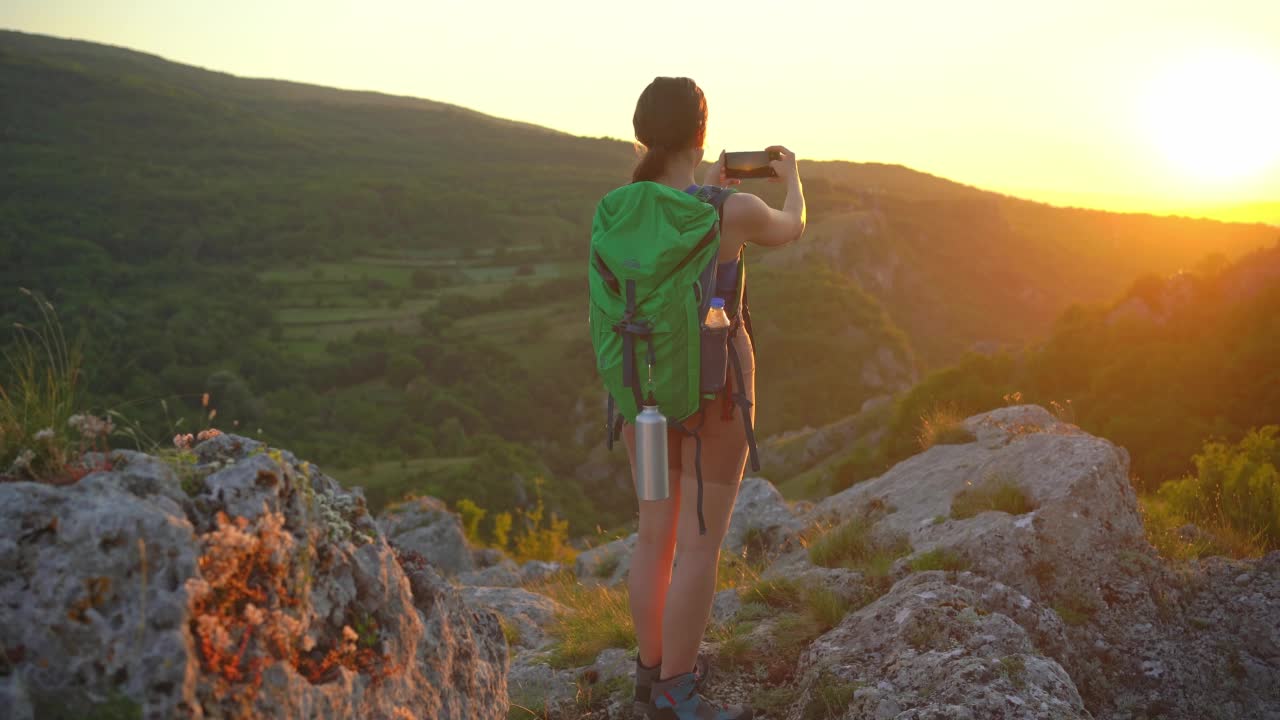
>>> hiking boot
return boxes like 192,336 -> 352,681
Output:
649,671 -> 752,720
633,655 -> 711,717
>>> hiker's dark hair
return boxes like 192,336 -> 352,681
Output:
631,77 -> 707,184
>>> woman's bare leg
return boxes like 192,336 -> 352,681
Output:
623,428 -> 682,668
660,332 -> 755,680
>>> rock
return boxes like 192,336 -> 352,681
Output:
0,675 -> 34,720
722,477 -> 804,557
521,560 -> 565,585
474,546 -> 507,568
808,405 -> 1145,607
591,647 -> 634,687
711,588 -> 743,625
0,436 -> 506,719
574,534 -> 636,586
459,586 -> 565,651
377,495 -> 475,575
508,659 -> 578,717
459,558 -> 522,587
795,572 -> 1088,719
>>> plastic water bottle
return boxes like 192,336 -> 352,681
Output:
633,404 -> 670,501
705,297 -> 731,330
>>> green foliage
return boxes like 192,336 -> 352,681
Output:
1155,426 -> 1279,553
749,264 -> 916,437
491,511 -> 512,550
511,480 -> 575,564
828,443 -> 890,494
455,498 -> 486,544
909,548 -> 970,572
808,517 -> 911,577
951,474 -> 1036,520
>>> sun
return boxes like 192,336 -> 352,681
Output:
1142,49 -> 1280,184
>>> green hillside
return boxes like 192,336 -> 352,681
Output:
880,240 -> 1280,490
3,30 -> 1275,532
772,163 -> 1279,364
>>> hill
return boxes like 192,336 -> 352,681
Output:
3,30 -> 1275,532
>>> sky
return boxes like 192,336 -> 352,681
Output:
5,0 -> 1279,223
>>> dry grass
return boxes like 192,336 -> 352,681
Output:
1139,493 -> 1267,561
917,404 -> 976,450
951,473 -> 1036,520
533,573 -> 634,669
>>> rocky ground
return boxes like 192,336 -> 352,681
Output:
0,434 -> 507,719
430,406 -> 1280,720
2,406 -> 1276,719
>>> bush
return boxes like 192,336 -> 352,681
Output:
1156,426 -> 1279,554
951,473 -> 1036,519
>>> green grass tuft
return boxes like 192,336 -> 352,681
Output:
808,518 -> 911,577
534,575 -> 634,669
800,672 -> 862,720
909,548 -> 970,572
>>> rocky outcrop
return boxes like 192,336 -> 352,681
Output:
481,406 -> 1279,720
0,434 -> 506,719
376,495 -> 475,575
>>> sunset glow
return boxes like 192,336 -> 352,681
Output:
1143,49 -> 1280,184
3,0 -> 1279,223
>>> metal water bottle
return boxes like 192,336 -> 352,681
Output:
633,403 -> 670,501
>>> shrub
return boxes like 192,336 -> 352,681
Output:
808,517 -> 910,577
455,498 -> 486,544
951,473 -> 1036,519
512,482 -> 575,564
1156,426 -> 1279,553
917,404 -> 976,450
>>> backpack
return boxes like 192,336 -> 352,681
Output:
588,181 -> 760,534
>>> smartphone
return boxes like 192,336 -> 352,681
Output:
724,150 -> 783,179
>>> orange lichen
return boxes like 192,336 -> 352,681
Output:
186,506 -> 392,703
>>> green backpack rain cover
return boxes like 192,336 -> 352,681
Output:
589,181 -> 761,534
589,182 -> 726,424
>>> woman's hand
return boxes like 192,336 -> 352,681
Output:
702,150 -> 743,189
767,145 -> 800,185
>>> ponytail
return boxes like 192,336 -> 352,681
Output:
631,144 -> 670,184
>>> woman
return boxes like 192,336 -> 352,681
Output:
622,76 -> 806,720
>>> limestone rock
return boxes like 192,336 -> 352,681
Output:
0,435 -> 506,719
376,495 -> 475,575
460,558 -> 523,588
574,534 -> 636,586
723,477 -> 804,557
460,586 -> 565,651
793,572 -> 1087,720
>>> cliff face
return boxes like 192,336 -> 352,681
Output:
0,434 -> 507,720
